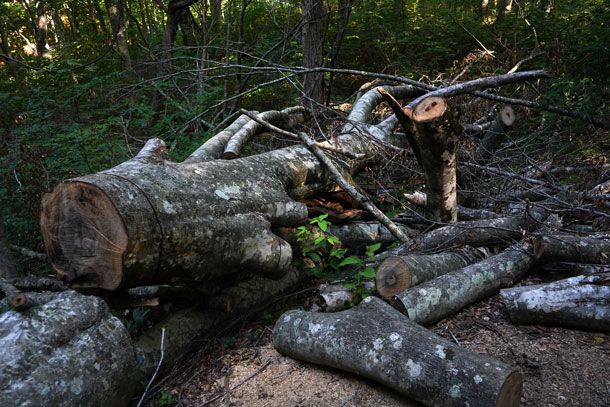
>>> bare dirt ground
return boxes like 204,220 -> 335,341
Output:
144,272 -> 610,407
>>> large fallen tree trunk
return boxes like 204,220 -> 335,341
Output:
40,86 -> 421,291
273,296 -> 522,407
391,242 -> 541,326
500,274 -> 610,332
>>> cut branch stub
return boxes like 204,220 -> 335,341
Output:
411,96 -> 447,122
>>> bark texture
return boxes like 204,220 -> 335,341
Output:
478,105 -> 515,159
500,274 -> 610,332
0,290 -> 139,407
376,246 -> 491,299
41,86 -> 420,291
301,0 -> 326,102
538,234 -> 610,265
0,220 -> 17,278
273,296 -> 522,407
391,243 -> 539,326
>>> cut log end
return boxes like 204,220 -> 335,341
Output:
499,105 -> 516,127
40,182 -> 127,291
412,96 -> 447,122
375,257 -> 411,299
497,370 -> 523,407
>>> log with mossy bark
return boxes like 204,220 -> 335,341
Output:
500,274 -> 610,332
40,86 -> 422,291
390,242 -> 541,326
273,296 -> 523,407
375,246 -> 491,299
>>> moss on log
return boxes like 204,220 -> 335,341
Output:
273,296 -> 522,407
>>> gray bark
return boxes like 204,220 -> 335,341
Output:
391,243 -> 540,326
41,86 -> 422,291
537,234 -> 610,265
0,290 -> 140,407
477,105 -> 515,159
376,246 -> 491,299
379,206 -> 549,259
36,0 -> 51,58
500,274 -> 610,332
273,296 -> 522,407
105,0 -> 131,70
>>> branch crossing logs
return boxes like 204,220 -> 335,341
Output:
273,296 -> 522,407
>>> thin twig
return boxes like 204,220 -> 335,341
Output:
136,328 -> 166,407
239,109 -> 410,243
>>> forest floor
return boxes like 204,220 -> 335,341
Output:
145,270 -> 610,407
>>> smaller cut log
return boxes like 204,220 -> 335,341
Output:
541,262 -> 610,276
500,274 -> 610,332
379,205 -> 549,259
537,234 -> 610,264
273,296 -> 522,407
312,280 -> 375,312
391,243 -> 540,326
376,246 -> 491,299
477,106 -> 515,159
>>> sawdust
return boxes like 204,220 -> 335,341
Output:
143,277 -> 610,407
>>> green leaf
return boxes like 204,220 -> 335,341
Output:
326,236 -> 340,245
360,266 -> 376,278
314,236 -> 326,245
318,220 -> 328,232
339,256 -> 362,267
343,282 -> 356,288
308,252 -> 321,262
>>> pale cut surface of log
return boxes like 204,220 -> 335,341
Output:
478,105 -> 515,159
500,274 -> 610,332
391,243 -> 539,326
376,246 -> 491,298
273,296 -> 522,407
0,290 -> 139,407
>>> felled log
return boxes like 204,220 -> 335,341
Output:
40,86 -> 422,291
0,290 -> 140,407
500,274 -> 610,332
311,280 -> 375,312
375,246 -> 491,299
391,242 -> 540,326
379,206 -> 548,259
537,234 -> 610,264
541,262 -> 610,276
273,296 -> 522,407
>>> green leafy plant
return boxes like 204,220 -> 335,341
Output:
156,393 -> 177,405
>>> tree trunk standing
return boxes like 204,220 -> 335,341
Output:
500,274 -> 610,332
35,0 -> 51,59
495,0 -> 513,23
105,0 -> 131,70
0,15 -> 11,55
89,0 -> 108,35
49,0 -> 67,49
412,98 -> 462,223
301,0 -> 326,103
0,219 -> 17,278
324,0 -> 354,104
273,296 -> 522,407
479,0 -> 490,19
136,0 -> 148,36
